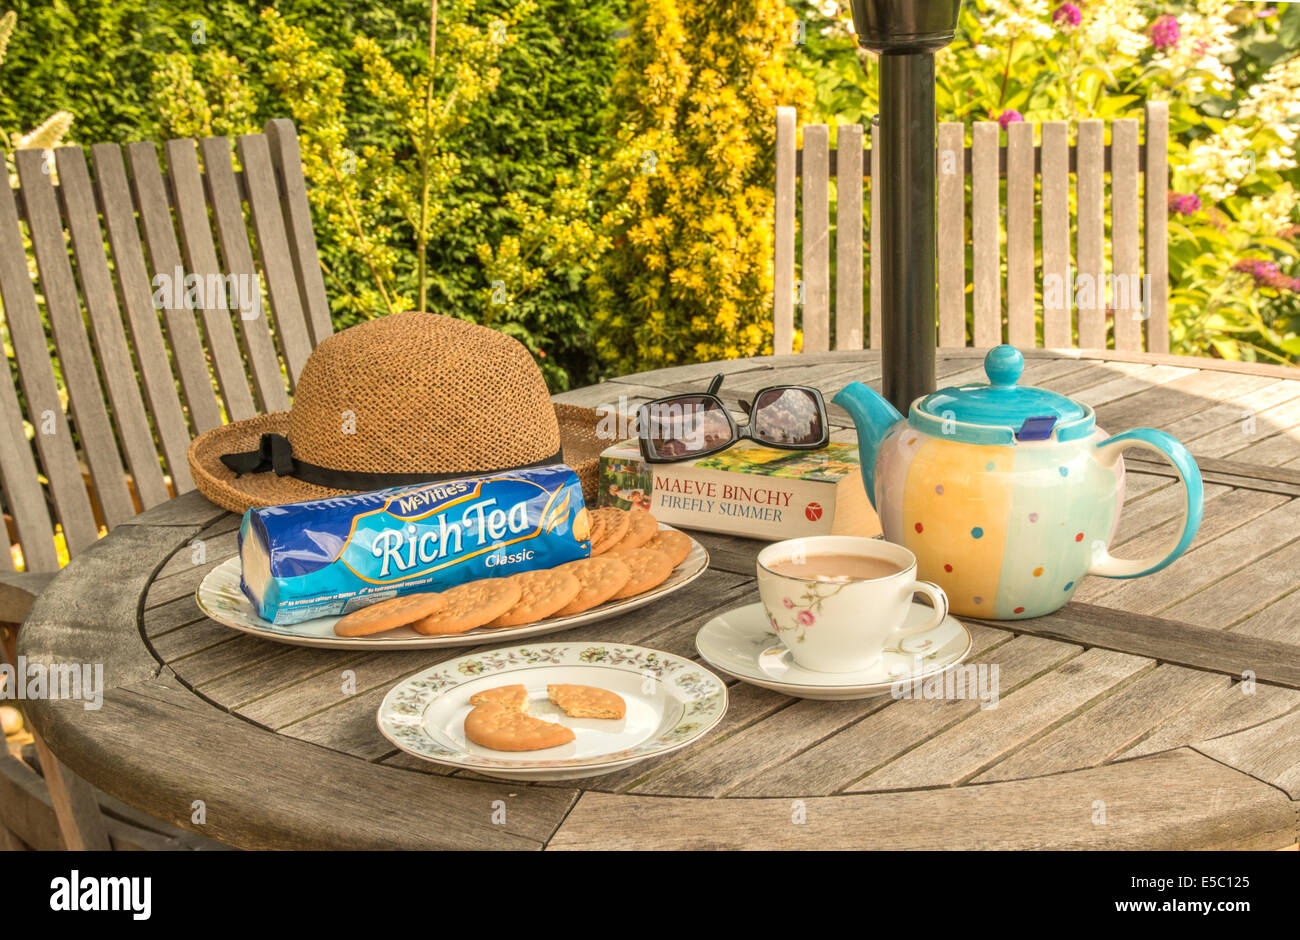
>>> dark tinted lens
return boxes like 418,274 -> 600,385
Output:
643,396 -> 733,459
752,388 -> 823,446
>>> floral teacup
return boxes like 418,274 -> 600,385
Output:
756,536 -> 949,674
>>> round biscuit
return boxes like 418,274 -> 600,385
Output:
547,683 -> 627,720
642,528 -> 692,568
412,578 -> 523,635
464,702 -> 575,752
554,556 -> 632,616
603,509 -> 658,554
488,568 -> 582,627
469,684 -> 530,710
334,591 -> 448,637
610,547 -> 674,599
588,508 -> 630,555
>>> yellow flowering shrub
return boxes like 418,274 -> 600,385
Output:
590,0 -> 813,374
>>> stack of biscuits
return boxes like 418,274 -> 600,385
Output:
332,508 -> 693,638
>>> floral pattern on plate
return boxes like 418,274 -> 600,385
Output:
377,642 -> 728,780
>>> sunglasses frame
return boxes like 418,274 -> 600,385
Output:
636,379 -> 831,464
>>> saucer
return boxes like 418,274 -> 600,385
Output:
695,602 -> 973,700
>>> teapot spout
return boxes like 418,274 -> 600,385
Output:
832,383 -> 903,509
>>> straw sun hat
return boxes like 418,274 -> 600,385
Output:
188,311 -> 605,513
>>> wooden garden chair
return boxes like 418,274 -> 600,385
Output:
0,118 -> 331,849
773,101 -> 1170,355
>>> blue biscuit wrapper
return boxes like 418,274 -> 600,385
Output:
238,464 -> 590,625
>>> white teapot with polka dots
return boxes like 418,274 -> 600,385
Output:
833,346 -> 1204,620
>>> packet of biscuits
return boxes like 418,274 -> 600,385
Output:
238,464 -> 591,624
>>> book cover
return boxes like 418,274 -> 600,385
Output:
597,440 -> 880,541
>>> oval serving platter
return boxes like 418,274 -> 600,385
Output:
377,642 -> 728,780
196,524 -> 709,650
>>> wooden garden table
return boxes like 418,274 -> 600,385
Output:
19,348 -> 1300,850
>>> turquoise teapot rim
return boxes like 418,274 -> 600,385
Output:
910,346 -> 1096,445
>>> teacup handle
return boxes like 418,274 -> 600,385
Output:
1088,428 -> 1204,579
898,580 -> 949,639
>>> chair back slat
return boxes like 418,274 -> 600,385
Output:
164,138 -> 258,423
238,134 -> 313,384
0,363 -> 59,572
778,102 -> 1171,354
53,147 -> 171,510
970,121 -> 1002,348
1143,102 -> 1170,354
15,150 -> 137,530
868,116 -> 882,350
1075,120 -> 1107,350
0,120 -> 330,575
199,136 -> 291,413
0,161 -> 101,556
90,143 -> 197,493
265,119 -> 334,347
1004,121 -> 1036,348
834,123 -> 864,351
1040,121 -> 1072,348
1110,119 -> 1142,352
772,107 -> 797,356
124,141 -> 225,433
800,124 -> 831,353
937,120 -> 966,347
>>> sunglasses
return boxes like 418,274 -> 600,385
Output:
636,375 -> 830,463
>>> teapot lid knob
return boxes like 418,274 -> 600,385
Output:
985,345 -> 1024,387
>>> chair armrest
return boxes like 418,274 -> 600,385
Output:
0,570 -> 57,625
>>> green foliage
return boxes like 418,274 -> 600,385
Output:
2,0 -> 627,390
589,0 -> 814,373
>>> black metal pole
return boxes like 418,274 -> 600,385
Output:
879,51 -> 937,413
849,0 -> 961,413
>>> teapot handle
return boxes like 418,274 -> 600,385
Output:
1088,429 -> 1203,579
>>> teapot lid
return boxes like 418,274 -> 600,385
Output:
910,346 -> 1095,445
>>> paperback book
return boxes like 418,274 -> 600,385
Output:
596,440 -> 880,541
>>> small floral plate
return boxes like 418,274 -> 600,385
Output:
377,642 -> 728,780
195,525 -> 708,650
696,602 -> 972,701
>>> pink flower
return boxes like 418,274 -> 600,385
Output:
1053,4 -> 1082,28
1168,192 -> 1202,215
782,597 -> 794,609
1232,258 -> 1298,293
1151,14 -> 1180,51
996,110 -> 1024,130
796,610 -> 815,627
